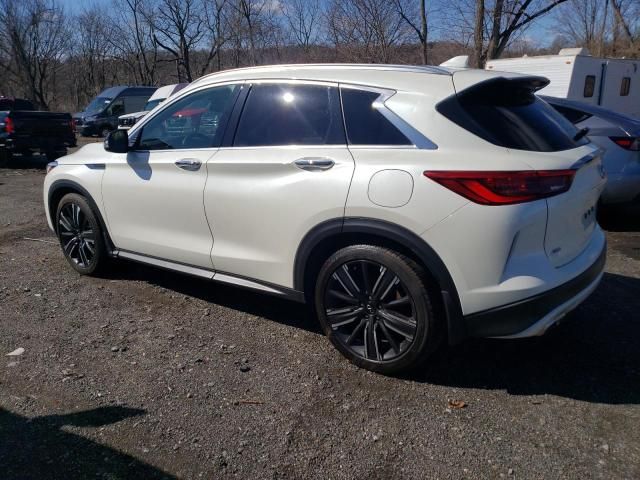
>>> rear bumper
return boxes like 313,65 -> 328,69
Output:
1,136 -> 76,151
464,239 -> 606,338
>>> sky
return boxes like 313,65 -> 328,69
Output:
58,0 -> 561,49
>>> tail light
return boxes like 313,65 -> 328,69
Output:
424,170 -> 576,205
4,116 -> 14,134
610,136 -> 639,151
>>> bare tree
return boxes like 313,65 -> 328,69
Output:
110,0 -> 159,85
327,0 -> 410,63
611,0 -> 637,54
553,0 -> 610,56
473,0 -> 485,67
395,0 -> 429,64
72,5 -> 117,109
0,0 -> 69,109
201,0 -> 230,74
151,0 -> 207,82
281,0 -> 322,54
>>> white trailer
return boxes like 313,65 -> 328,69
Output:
485,48 -> 640,119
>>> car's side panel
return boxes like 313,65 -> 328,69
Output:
101,148 -> 217,268
205,146 -> 355,288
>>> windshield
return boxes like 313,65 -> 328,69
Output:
85,96 -> 113,115
144,98 -> 165,111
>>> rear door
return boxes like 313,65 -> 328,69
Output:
205,82 -> 354,287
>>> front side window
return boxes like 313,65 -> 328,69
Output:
106,99 -> 125,117
584,75 -> 596,98
341,89 -> 412,146
137,85 -> 238,150
233,84 -> 345,147
620,77 -> 631,96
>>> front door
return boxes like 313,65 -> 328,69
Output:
101,84 -> 241,268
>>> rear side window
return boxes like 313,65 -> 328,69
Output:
584,75 -> 596,97
341,89 -> 412,146
233,84 -> 344,147
437,78 -> 589,152
620,77 -> 631,96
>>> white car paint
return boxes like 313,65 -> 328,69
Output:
44,64 -> 607,341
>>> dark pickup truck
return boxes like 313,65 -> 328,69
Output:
0,98 -> 76,166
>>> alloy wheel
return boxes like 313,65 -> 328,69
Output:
323,260 -> 417,362
58,203 -> 96,268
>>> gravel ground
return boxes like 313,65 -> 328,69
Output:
1,148 -> 639,479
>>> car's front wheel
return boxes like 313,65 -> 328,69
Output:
55,193 -> 106,275
315,245 -> 440,374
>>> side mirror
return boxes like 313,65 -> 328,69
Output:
104,129 -> 129,153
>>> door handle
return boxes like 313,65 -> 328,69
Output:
175,158 -> 202,171
294,157 -> 335,171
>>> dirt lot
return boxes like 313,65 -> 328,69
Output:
1,147 -> 639,479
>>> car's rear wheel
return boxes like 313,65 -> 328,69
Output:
315,245 -> 440,374
55,193 -> 106,275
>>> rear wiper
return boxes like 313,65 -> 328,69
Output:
573,127 -> 590,141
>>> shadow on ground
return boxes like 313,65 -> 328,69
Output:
415,272 -> 640,405
599,201 -> 640,233
106,256 -> 640,405
104,260 -> 320,334
0,406 -> 175,479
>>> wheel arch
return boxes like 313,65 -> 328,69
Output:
48,179 -> 116,254
294,218 -> 466,344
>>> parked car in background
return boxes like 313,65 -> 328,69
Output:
541,95 -> 640,205
74,86 -> 157,137
0,97 -> 76,166
118,83 -> 188,130
44,65 -> 606,374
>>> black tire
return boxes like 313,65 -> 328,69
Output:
55,193 -> 106,275
315,245 -> 441,375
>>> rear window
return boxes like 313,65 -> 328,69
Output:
548,103 -> 592,125
620,77 -> 631,96
584,75 -> 596,98
437,78 -> 589,152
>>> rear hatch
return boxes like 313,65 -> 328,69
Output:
440,71 -> 606,267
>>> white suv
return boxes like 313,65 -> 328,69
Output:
44,65 -> 607,374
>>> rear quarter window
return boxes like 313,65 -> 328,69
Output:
437,78 -> 589,152
341,89 -> 412,146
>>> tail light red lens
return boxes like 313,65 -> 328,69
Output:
610,136 -> 639,151
424,170 -> 577,205
4,116 -> 14,134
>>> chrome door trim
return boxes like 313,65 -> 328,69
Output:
175,158 -> 202,171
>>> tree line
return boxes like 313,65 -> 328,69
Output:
0,0 -> 638,112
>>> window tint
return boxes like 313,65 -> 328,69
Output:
437,78 -> 588,152
138,85 -> 238,150
621,77 -> 631,96
548,104 -> 592,125
341,89 -> 412,146
234,84 -> 344,146
584,75 -> 596,98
